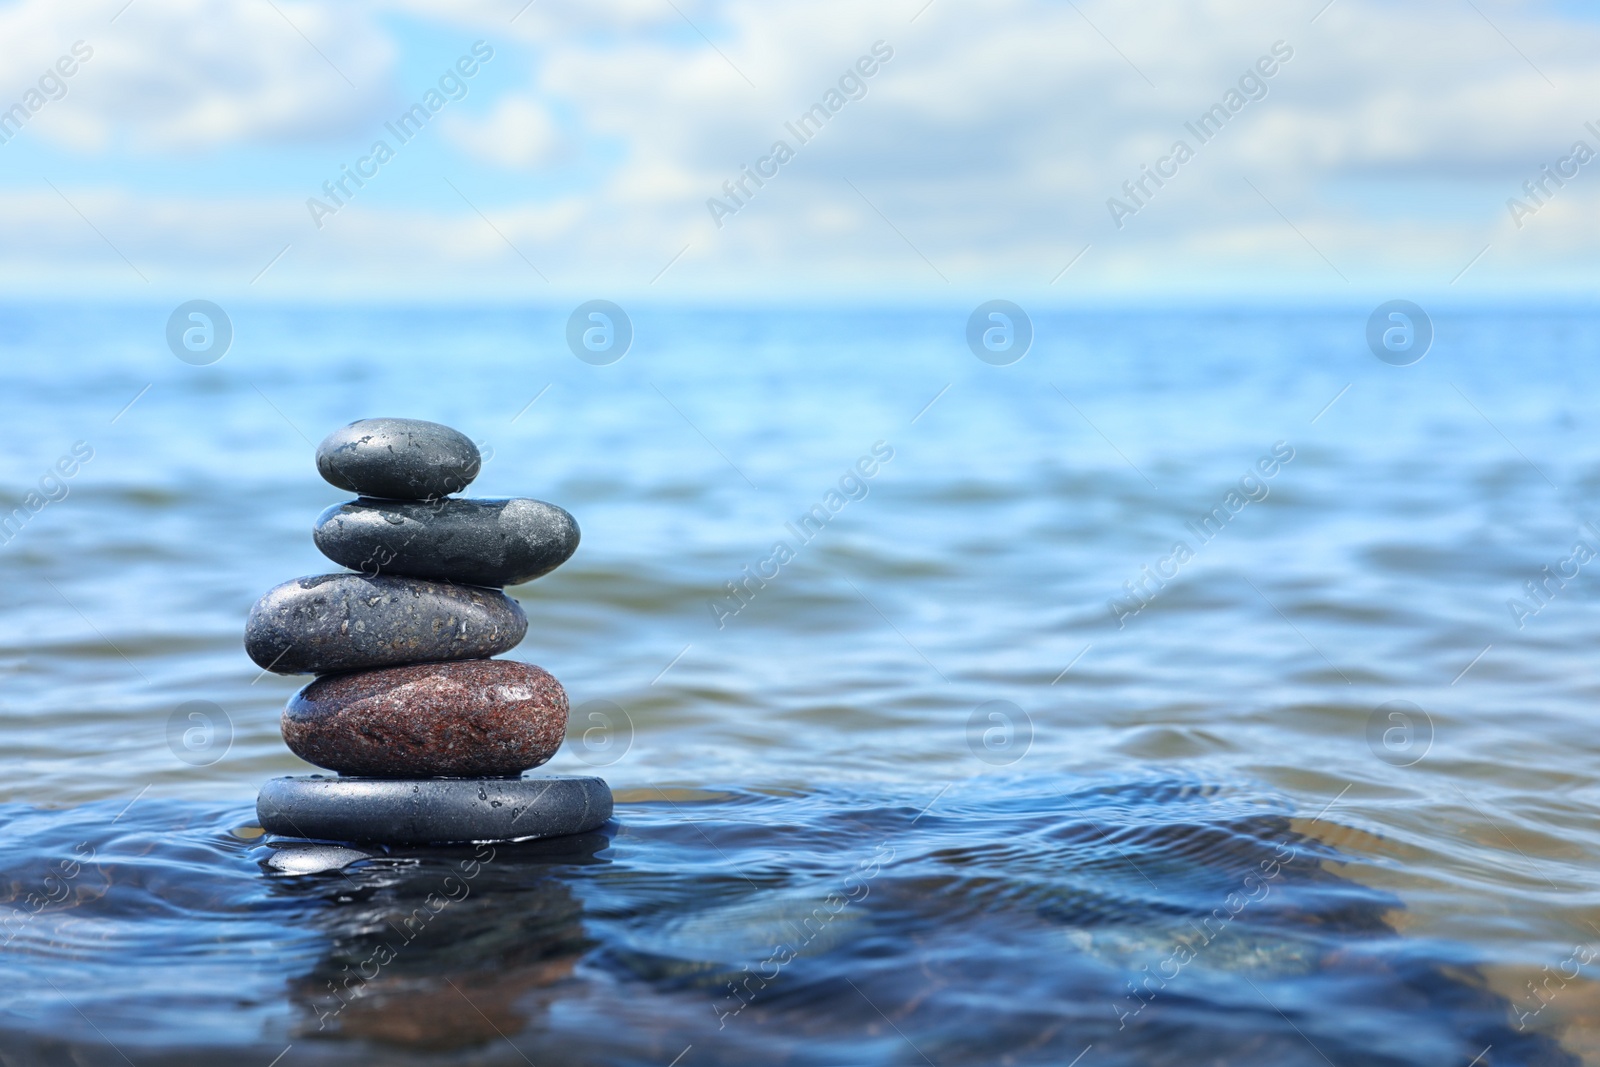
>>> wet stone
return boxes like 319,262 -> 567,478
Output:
256,774 -> 613,845
245,573 -> 527,675
265,843 -> 374,874
316,417 -> 481,501
313,497 -> 580,588
281,659 -> 568,778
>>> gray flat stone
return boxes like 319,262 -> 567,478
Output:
316,418 -> 481,501
245,573 -> 527,675
257,775 -> 613,845
313,497 -> 580,588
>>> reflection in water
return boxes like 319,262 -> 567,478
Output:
0,780 -> 1586,1065
275,833 -> 610,1050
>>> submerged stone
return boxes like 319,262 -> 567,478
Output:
265,843 -> 373,874
281,659 -> 567,778
256,774 -> 613,844
315,417 -> 481,501
313,497 -> 580,587
245,573 -> 527,675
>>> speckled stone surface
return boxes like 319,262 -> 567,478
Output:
245,573 -> 527,675
257,774 -> 613,844
316,418 -> 481,501
282,659 -> 568,778
313,497 -> 580,587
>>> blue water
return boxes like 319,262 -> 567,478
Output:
2,304 -> 1599,1063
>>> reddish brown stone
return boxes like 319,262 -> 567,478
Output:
282,660 -> 568,778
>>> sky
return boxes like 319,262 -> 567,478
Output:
0,0 -> 1595,301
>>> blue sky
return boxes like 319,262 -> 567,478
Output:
0,0 -> 1596,301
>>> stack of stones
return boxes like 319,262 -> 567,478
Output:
247,417 -> 611,846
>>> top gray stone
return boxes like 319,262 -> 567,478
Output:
316,418 -> 480,501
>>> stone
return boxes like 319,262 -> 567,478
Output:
313,497 -> 580,588
282,659 -> 568,778
256,775 -> 613,844
265,843 -> 373,874
245,573 -> 527,675
316,417 -> 481,501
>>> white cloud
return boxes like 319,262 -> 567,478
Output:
440,95 -> 563,168
476,0 -> 1600,291
0,0 -> 395,151
2,0 -> 1599,295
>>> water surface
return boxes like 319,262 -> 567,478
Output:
2,304 -> 1598,1064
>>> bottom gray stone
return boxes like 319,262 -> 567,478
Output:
257,774 -> 613,845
